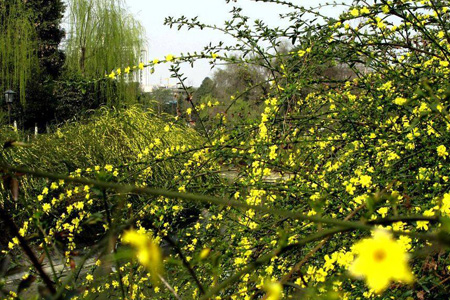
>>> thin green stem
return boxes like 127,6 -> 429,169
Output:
0,163 -> 442,243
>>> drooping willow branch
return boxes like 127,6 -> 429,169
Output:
0,0 -> 38,105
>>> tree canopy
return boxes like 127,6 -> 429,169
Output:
0,0 -> 38,105
64,0 -> 145,79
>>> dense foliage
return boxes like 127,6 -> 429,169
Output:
0,0 -> 146,130
22,0 -> 66,129
1,0 -> 450,300
0,0 -> 38,105
63,0 -> 146,107
65,0 -> 145,79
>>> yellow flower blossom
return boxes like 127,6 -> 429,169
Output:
122,229 -> 163,284
166,54 -> 174,62
349,230 -> 414,293
269,145 -> 278,160
43,203 -> 51,214
200,248 -> 210,259
377,207 -> 389,218
264,281 -> 283,300
350,8 -> 359,17
359,175 -> 372,188
360,7 -> 370,14
437,145 -> 448,158
393,97 -> 407,105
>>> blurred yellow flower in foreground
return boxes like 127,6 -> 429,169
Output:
264,281 -> 283,300
349,230 -> 414,293
122,229 -> 163,284
199,248 -> 210,259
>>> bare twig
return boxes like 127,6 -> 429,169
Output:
158,274 -> 182,300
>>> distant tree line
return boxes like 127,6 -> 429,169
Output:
185,51 -> 361,128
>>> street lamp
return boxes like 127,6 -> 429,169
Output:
4,90 -> 16,125
5,90 -> 16,104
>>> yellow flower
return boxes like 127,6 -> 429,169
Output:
153,58 -> 160,64
345,183 -> 356,195
349,230 -> 414,293
359,175 -> 372,188
377,207 -> 389,218
376,18 -> 386,29
138,62 -> 145,70
43,203 -> 51,214
298,50 -> 307,58
350,8 -> 359,17
199,248 -> 210,259
416,220 -> 429,230
437,145 -> 448,158
360,7 -> 370,14
393,97 -> 407,105
108,71 -> 116,79
8,291 -> 17,298
269,145 -> 278,160
124,66 -> 131,74
122,229 -> 163,284
165,54 -> 174,62
264,281 -> 283,300
211,53 -> 219,59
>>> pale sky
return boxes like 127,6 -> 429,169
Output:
122,0 -> 350,87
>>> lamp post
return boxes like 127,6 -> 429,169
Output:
4,90 -> 16,126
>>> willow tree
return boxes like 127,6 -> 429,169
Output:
65,0 -> 145,105
0,0 -> 38,105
